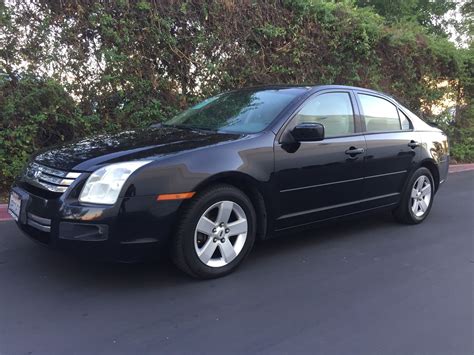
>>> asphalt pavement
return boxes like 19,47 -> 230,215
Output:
0,171 -> 473,355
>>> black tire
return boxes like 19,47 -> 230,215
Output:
393,167 -> 435,225
171,184 -> 256,279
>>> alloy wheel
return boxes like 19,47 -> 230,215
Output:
410,175 -> 432,217
194,200 -> 248,267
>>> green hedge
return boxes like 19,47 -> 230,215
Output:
0,1 -> 472,192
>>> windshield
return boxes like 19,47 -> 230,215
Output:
164,89 -> 300,133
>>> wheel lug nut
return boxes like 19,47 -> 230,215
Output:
213,238 -> 218,243
220,223 -> 224,227
225,228 -> 230,233
212,228 -> 216,233
220,238 -> 225,243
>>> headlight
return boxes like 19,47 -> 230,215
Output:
79,161 -> 151,205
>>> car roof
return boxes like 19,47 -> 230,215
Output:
312,85 -> 396,99
238,84 -> 395,100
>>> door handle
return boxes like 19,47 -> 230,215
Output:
345,147 -> 365,156
408,140 -> 420,149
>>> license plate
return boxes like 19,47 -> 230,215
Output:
8,191 -> 21,222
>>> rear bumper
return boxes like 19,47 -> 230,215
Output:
10,185 -> 182,262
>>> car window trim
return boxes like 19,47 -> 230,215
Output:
356,92 -> 404,132
277,89 -> 361,144
355,91 -> 417,133
363,129 -> 414,136
397,107 -> 414,130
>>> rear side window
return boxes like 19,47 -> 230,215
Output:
294,92 -> 354,137
399,109 -> 412,130
358,94 -> 401,132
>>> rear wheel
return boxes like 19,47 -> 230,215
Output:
394,167 -> 434,224
172,184 -> 256,279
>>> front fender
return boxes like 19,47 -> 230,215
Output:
123,132 -> 275,198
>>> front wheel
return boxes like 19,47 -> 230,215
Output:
394,167 -> 435,224
172,184 -> 256,279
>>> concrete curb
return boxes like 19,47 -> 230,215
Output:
448,163 -> 474,173
0,204 -> 11,222
1,163 -> 473,222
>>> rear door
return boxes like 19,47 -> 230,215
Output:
355,92 -> 421,207
274,90 -> 367,230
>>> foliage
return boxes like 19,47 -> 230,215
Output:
432,45 -> 474,163
432,115 -> 474,163
356,0 -> 457,37
0,74 -> 92,186
0,0 -> 472,192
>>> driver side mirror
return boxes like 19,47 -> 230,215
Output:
291,122 -> 325,142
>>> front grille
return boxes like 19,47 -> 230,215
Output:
24,162 -> 81,193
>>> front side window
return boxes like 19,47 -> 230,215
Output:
294,92 -> 355,137
164,89 -> 300,133
358,94 -> 401,132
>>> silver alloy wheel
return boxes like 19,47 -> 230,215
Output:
194,200 -> 248,268
410,175 -> 432,217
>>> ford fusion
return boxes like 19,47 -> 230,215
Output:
9,85 -> 449,278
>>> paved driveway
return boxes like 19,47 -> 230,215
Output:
0,171 -> 473,355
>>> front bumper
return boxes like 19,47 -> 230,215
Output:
10,185 -> 182,262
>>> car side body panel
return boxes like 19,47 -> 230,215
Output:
362,131 -> 422,202
418,130 -> 450,186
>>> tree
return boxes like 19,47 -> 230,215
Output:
0,0 -> 471,192
356,0 -> 458,36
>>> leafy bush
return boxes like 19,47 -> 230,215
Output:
0,0 -> 472,193
0,75 -> 87,189
431,104 -> 474,164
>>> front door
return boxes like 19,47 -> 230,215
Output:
274,90 -> 366,231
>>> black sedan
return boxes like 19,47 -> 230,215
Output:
8,85 -> 449,278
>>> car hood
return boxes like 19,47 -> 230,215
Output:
32,126 -> 243,171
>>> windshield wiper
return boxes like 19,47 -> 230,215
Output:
163,123 -> 218,134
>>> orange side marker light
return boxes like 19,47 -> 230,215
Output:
156,192 -> 196,201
